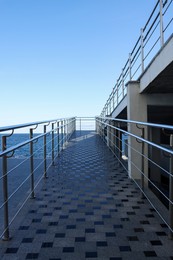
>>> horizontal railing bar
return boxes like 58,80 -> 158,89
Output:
0,118 -> 76,157
0,117 -> 74,133
99,116 -> 173,131
96,117 -> 173,156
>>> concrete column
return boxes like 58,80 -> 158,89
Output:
127,81 -> 148,181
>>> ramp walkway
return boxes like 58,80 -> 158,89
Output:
0,131 -> 172,259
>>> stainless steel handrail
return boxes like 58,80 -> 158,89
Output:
96,116 -> 173,239
101,0 -> 173,117
0,117 -> 76,240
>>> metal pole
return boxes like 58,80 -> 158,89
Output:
160,0 -> 164,47
122,69 -> 124,97
129,53 -> 132,80
116,80 -> 118,106
43,125 -> 47,178
141,28 -> 144,73
51,123 -> 55,166
61,120 -> 64,150
2,136 -> 10,240
57,121 -> 60,156
169,134 -> 173,239
30,128 -> 35,198
141,128 -> 145,198
118,123 -> 121,163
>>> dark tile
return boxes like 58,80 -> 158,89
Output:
29,210 -> 37,213
96,241 -> 108,247
76,218 -> 85,222
145,214 -> 154,218
69,209 -> 77,213
127,211 -> 135,215
26,253 -> 39,259
109,209 -> 117,212
22,238 -> 34,243
121,218 -> 129,222
85,228 -> 95,233
41,242 -> 53,248
32,219 -> 41,223
85,252 -> 98,258
106,232 -> 116,237
36,229 -> 47,234
63,247 -> 74,253
109,257 -> 122,260
49,222 -> 58,226
134,228 -> 144,232
102,214 -> 111,219
75,237 -> 86,242
49,259 -> 61,260
19,226 -> 29,230
144,251 -> 157,257
156,231 -> 167,236
43,213 -> 52,216
85,212 -> 94,215
66,225 -> 76,229
119,246 -> 131,252
140,220 -> 150,224
150,240 -> 162,246
59,215 -> 68,219
160,223 -> 168,228
94,221 -> 104,225
6,248 -> 18,254
127,236 -> 139,241
39,205 -> 47,208
114,224 -> 123,229
55,233 -> 65,238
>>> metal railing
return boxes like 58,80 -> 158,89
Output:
101,0 -> 173,117
76,117 -> 96,131
96,116 -> 173,239
0,117 -> 76,240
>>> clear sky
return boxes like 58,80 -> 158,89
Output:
0,0 -> 156,127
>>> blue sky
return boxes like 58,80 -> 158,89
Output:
0,0 -> 156,126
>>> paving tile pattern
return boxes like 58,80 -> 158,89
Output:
0,131 -> 173,259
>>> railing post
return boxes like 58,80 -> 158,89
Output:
30,128 -> 35,198
169,134 -> 173,239
61,120 -> 64,150
43,125 -> 47,178
122,69 -> 124,97
116,80 -> 118,106
141,28 -> 144,73
2,136 -> 10,240
51,123 -> 55,166
129,53 -> 132,80
141,128 -> 145,198
118,123 -> 121,163
113,88 -> 115,110
160,0 -> 164,47
57,121 -> 60,156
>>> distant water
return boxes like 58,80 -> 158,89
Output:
0,134 -> 54,159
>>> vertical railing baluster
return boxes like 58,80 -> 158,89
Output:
43,125 -> 47,178
141,128 -> 145,198
129,53 -> 132,80
2,136 -> 10,240
141,28 -> 144,73
160,0 -> 164,47
169,134 -> 173,239
30,128 -> 35,198
51,123 -> 55,166
57,121 -> 60,156
61,120 -> 64,150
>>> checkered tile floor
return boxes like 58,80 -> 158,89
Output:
0,131 -> 173,259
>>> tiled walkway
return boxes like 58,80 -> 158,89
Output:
0,131 -> 173,260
